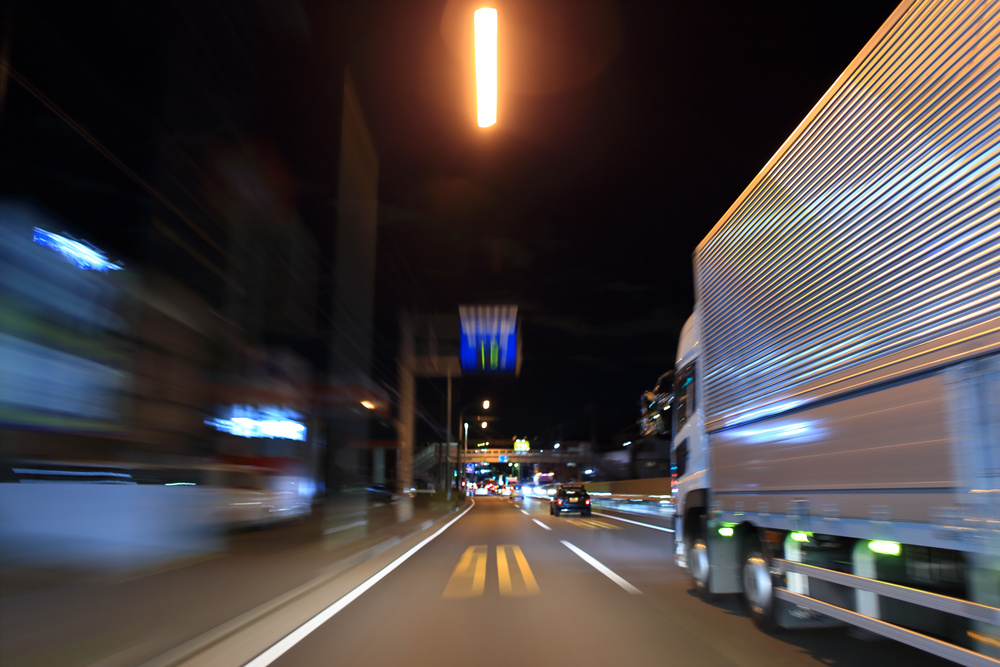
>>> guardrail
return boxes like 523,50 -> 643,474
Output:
588,492 -> 675,518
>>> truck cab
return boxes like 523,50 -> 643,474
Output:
671,308 -> 708,575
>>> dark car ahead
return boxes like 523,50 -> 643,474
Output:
550,485 -> 591,516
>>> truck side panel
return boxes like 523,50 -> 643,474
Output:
712,370 -> 953,527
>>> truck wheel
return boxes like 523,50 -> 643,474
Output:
742,537 -> 777,632
689,536 -> 712,598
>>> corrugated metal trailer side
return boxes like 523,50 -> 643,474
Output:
683,0 -> 1000,661
697,0 -> 1000,528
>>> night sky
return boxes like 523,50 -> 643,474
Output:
1,0 -> 903,446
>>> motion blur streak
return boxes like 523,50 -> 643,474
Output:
244,502 -> 473,667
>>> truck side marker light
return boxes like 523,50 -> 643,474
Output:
790,532 -> 810,543
868,540 -> 901,556
718,526 -> 735,537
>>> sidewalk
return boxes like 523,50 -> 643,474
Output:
0,497 -> 466,667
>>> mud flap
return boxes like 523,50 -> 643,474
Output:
706,523 -> 741,594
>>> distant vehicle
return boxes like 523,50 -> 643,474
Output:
550,485 -> 590,517
474,486 -> 489,496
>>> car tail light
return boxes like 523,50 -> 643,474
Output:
557,499 -> 563,505
585,498 -> 591,505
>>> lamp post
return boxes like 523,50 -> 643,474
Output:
458,399 -> 490,495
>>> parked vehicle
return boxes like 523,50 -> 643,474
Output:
671,0 -> 1000,661
366,483 -> 396,504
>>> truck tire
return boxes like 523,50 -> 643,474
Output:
688,514 -> 714,599
741,535 -> 777,632
690,537 -> 711,597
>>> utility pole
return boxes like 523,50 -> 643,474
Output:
397,311 -> 415,521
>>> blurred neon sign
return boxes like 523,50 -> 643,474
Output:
33,228 -> 123,271
459,304 -> 520,375
206,405 -> 306,441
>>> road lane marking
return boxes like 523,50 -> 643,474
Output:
593,512 -> 675,533
532,518 -> 552,531
442,545 -> 488,598
244,501 -> 474,667
565,518 -> 620,530
496,545 -> 539,597
560,540 -> 642,595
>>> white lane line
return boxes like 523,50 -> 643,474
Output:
245,502 -> 474,667
593,512 -> 674,533
532,518 -> 552,531
560,540 -> 642,595
520,509 -> 530,515
323,520 -> 368,535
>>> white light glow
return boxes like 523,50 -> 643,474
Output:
474,8 -> 497,128
206,405 -> 307,441
731,421 -> 819,445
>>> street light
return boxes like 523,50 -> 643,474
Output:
458,399 -> 490,494
474,8 -> 497,128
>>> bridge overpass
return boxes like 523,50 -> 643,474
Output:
414,444 -> 600,476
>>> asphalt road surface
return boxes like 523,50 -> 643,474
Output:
239,496 -> 953,667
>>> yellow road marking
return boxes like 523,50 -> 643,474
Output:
566,518 -> 620,530
443,545 -> 540,598
496,545 -> 539,597
443,545 -> 487,598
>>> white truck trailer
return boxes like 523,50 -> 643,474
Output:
672,0 -> 1000,663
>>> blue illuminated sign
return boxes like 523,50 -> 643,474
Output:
459,305 -> 519,375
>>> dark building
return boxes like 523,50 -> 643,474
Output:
1,1 -> 388,498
